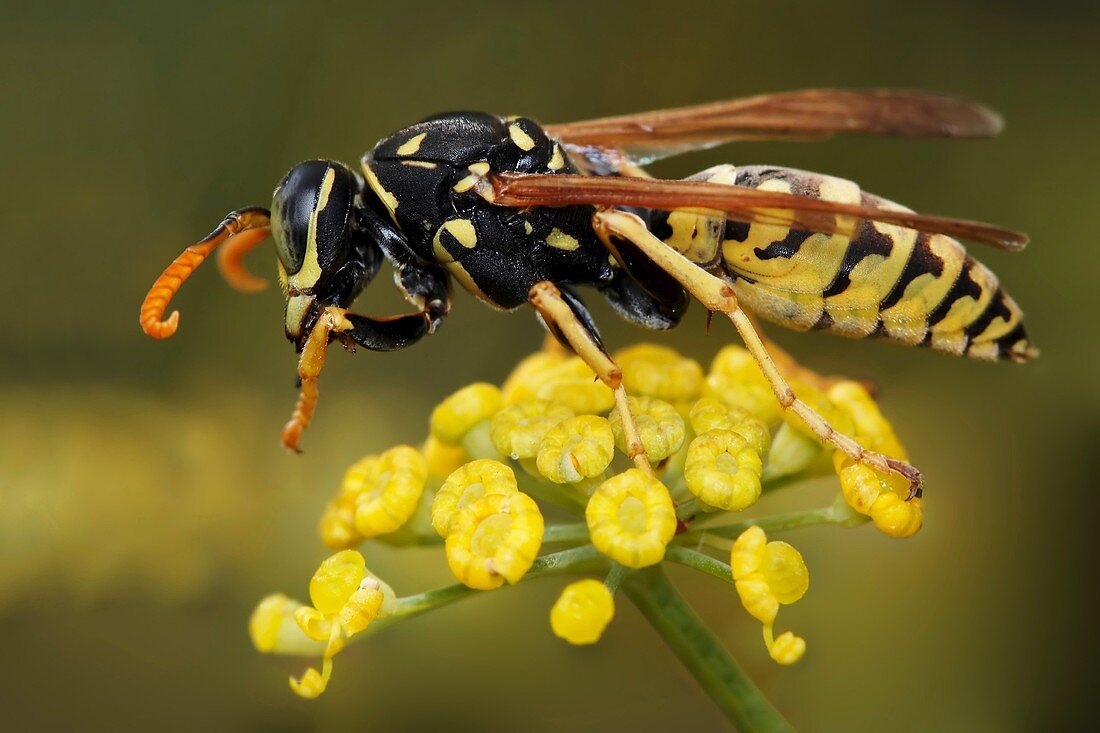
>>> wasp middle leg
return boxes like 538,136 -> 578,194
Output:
528,281 -> 656,477
593,208 -> 922,496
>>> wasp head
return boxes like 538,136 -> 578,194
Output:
271,160 -> 383,347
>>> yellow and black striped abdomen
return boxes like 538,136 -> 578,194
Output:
662,164 -> 1035,362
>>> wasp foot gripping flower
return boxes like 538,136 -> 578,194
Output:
614,344 -> 704,404
702,345 -> 783,424
430,382 -> 503,445
445,491 -> 544,589
587,469 -> 676,568
835,454 -> 923,537
609,395 -> 686,463
537,415 -> 616,484
550,579 -> 615,645
730,526 -> 809,665
502,352 -> 614,413
287,550 -> 395,698
684,430 -> 764,511
490,399 -> 573,459
431,458 -> 518,538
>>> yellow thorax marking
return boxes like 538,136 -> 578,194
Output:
362,162 -> 399,221
548,145 -> 565,170
546,228 -> 580,251
509,123 -> 536,151
396,132 -> 427,156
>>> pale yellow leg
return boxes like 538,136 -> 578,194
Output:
529,281 -> 654,476
593,209 -> 922,496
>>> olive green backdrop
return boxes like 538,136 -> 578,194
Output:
2,0 -> 1097,730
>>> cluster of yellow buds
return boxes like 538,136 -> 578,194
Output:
251,340 -> 920,700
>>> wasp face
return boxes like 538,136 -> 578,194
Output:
271,160 -> 377,345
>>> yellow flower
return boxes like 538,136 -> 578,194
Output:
702,346 -> 783,424
430,383 -> 503,445
782,379 -> 853,441
730,526 -> 809,665
586,469 -> 676,568
502,352 -> 614,413
684,430 -> 764,511
490,399 -> 573,459
537,415 -> 616,484
342,446 -> 428,538
689,397 -> 771,456
249,594 -> 323,656
550,579 -> 615,645
288,550 -> 393,698
615,344 -> 703,402
431,459 -> 518,538
422,435 -> 470,478
319,494 -> 360,550
827,381 -> 908,459
609,396 -> 686,463
445,491 -> 544,590
834,454 -> 922,538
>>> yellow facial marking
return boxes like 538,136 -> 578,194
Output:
401,160 -> 437,169
546,228 -> 580,251
396,132 -> 427,156
288,166 -> 336,291
548,145 -> 565,170
509,124 -> 536,151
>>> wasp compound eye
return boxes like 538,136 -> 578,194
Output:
271,160 -> 357,290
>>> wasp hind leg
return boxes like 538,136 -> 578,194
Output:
529,282 -> 655,477
592,208 -> 922,497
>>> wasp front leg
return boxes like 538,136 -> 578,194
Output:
529,281 -> 655,477
592,208 -> 922,496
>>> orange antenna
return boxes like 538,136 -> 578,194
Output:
217,225 -> 272,293
140,207 -> 270,339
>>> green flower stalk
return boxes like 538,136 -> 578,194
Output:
250,341 -> 921,728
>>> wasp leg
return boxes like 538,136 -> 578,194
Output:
282,306 -> 354,452
529,281 -> 655,477
592,208 -> 922,497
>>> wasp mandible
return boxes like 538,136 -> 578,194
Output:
139,89 -> 1036,496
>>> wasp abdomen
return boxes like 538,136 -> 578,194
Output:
683,165 -> 1036,362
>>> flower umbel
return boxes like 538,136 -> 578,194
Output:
253,340 -> 923,718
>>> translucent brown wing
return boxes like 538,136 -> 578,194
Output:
491,172 -> 1027,251
546,89 -> 1004,164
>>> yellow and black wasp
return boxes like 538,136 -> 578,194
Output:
139,89 -> 1035,495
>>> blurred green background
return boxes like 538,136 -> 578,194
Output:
2,0 -> 1097,730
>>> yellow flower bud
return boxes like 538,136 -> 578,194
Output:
501,351 -> 568,404
422,435 -> 470,478
615,344 -> 703,402
341,446 -> 428,538
249,593 -> 311,654
731,526 -> 810,665
586,469 -> 676,568
537,415 -> 615,484
309,550 -> 366,616
289,661 -> 331,699
783,380 -> 853,441
431,459 -> 518,538
490,399 -> 573,459
689,397 -> 771,455
703,346 -> 782,423
430,383 -> 503,445
827,381 -> 908,459
294,605 -> 338,645
503,352 -> 614,413
684,430 -> 763,511
766,628 -> 807,665
730,526 -> 809,623
550,579 -> 615,645
319,494 -> 360,550
609,396 -> 686,463
339,578 -> 385,636
445,491 -> 544,590
834,455 -> 921,537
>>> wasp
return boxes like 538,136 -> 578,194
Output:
140,89 -> 1035,496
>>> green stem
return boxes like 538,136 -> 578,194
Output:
542,522 -> 589,544
691,494 -> 867,541
623,568 -> 794,733
664,545 -> 733,584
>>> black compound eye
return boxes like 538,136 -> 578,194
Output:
270,160 -> 356,283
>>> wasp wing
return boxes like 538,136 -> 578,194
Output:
546,89 -> 1003,165
491,172 -> 1027,251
